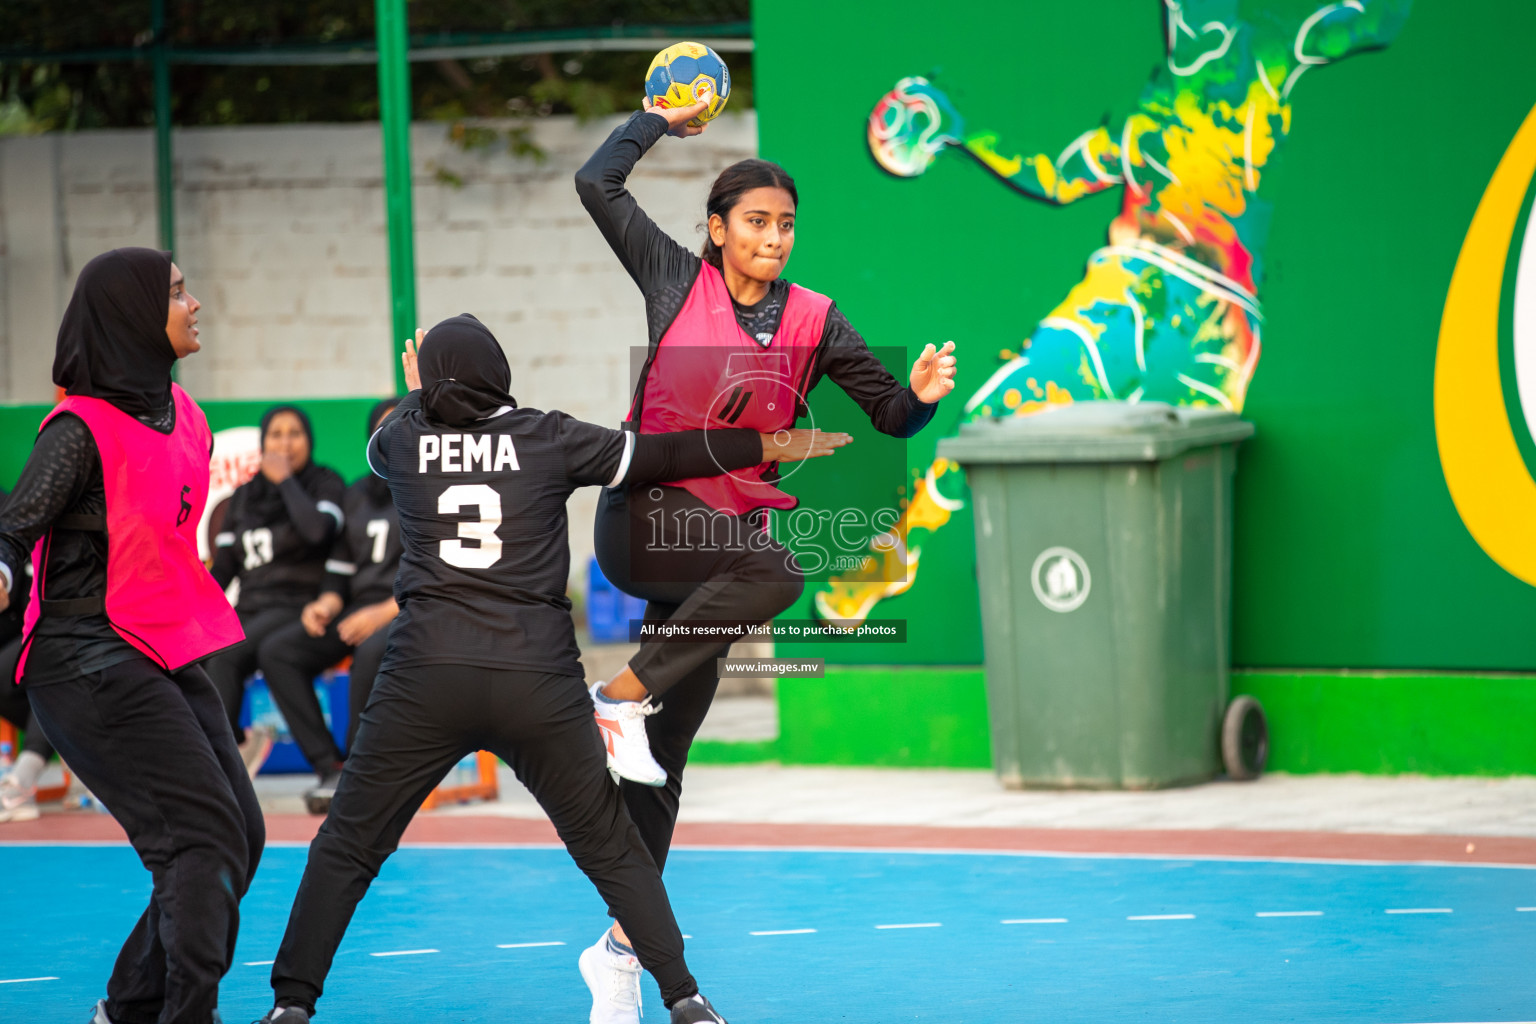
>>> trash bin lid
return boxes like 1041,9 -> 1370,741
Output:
937,401 -> 1254,464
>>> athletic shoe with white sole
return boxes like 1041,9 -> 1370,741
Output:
254,1006 -> 309,1023
590,682 -> 666,787
303,769 -> 342,816
669,993 -> 728,1023
0,774 -> 39,823
578,930 -> 644,1023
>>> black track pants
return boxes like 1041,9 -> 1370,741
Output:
28,658 -> 265,1024
257,614 -> 389,775
269,664 -> 698,1015
0,636 -> 55,761
205,605 -> 305,740
594,484 -> 803,870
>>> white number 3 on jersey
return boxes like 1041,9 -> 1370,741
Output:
437,484 -> 503,569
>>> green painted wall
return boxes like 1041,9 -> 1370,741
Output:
1233,670 -> 1536,775
754,0 -> 1536,674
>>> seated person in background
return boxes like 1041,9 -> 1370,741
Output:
208,405 -> 346,776
258,398 -> 402,814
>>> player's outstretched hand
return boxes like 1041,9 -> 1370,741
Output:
644,96 -> 710,138
403,327 -> 423,391
760,428 -> 853,463
910,340 -> 957,404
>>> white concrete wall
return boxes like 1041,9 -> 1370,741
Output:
0,112 -> 758,581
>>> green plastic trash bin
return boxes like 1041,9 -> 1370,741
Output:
938,402 -> 1258,789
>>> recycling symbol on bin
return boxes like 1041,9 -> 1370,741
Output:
1030,546 -> 1091,613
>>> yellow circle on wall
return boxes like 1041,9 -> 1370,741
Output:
1435,102 -> 1536,586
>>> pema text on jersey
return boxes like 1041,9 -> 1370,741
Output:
418,433 -> 521,474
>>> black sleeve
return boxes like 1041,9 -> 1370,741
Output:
277,474 -> 343,548
0,415 -> 99,598
555,412 -> 763,488
574,111 -> 702,297
367,390 -> 417,480
320,500 -> 357,601
556,413 -> 633,489
209,492 -> 242,589
814,305 -> 938,439
628,429 -> 764,484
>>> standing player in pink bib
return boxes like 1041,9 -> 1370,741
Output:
0,248 -> 260,1024
572,99 -> 957,1020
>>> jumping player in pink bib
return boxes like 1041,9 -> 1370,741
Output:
0,248 -> 259,1024
571,98 -> 958,1022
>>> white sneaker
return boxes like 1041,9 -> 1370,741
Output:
590,682 -> 667,787
0,773 -> 39,823
578,930 -> 643,1024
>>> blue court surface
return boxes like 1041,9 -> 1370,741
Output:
2,842 -> 1534,1022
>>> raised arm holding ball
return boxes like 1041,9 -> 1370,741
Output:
570,53 -> 956,1024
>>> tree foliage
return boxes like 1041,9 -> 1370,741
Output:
0,1 -> 752,134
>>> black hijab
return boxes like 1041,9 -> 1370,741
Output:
239,404 -> 330,520
418,314 -> 517,428
54,247 -> 177,418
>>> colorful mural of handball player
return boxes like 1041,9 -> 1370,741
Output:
816,0 -> 1411,627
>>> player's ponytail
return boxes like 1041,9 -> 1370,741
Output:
701,159 -> 799,269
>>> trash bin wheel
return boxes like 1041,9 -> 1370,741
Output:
1221,695 -> 1268,781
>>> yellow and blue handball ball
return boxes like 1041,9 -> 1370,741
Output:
645,42 -> 731,127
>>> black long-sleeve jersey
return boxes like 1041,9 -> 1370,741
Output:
321,477 -> 403,609
210,466 -> 347,613
574,111 -> 938,440
0,408 -> 188,686
368,391 -> 762,676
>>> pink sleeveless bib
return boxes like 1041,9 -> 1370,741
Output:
635,263 -> 832,514
16,385 -> 244,681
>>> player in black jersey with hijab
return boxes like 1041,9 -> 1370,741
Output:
256,314 -> 846,1024
206,404 -> 346,773
257,398 -> 403,814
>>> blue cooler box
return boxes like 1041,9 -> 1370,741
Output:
239,671 -> 351,775
586,556 -> 647,643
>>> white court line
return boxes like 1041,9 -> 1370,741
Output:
496,942 -> 565,949
1518,907 -> 1536,912
1386,908 -> 1453,915
750,929 -> 817,936
0,976 -> 60,984
875,922 -> 942,930
1256,911 -> 1323,918
1002,918 -> 1068,924
243,960 -> 275,967
1128,914 -> 1196,921
369,949 -> 440,957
